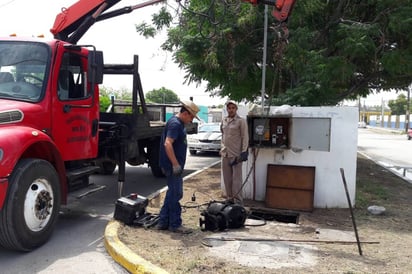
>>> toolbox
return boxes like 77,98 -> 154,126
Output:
113,194 -> 149,225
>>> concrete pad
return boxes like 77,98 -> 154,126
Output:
204,232 -> 318,269
315,228 -> 356,241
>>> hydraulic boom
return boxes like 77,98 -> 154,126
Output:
243,0 -> 296,22
50,0 -> 165,44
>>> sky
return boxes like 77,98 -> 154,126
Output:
344,89 -> 409,108
0,0 -> 227,106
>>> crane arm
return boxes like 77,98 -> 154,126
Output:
243,0 -> 296,22
50,0 -> 165,44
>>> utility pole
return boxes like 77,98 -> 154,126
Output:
406,84 -> 411,132
381,97 -> 384,127
261,5 -> 268,112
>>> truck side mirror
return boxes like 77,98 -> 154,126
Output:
88,50 -> 104,84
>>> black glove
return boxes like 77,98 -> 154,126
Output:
240,151 -> 248,162
230,157 -> 241,166
172,165 -> 183,176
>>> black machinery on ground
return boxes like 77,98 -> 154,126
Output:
114,194 -> 248,232
114,193 -> 162,227
199,201 -> 247,232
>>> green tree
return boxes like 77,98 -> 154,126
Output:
138,0 -> 412,106
99,86 -> 133,112
146,87 -> 180,103
388,93 -> 411,115
99,86 -> 112,112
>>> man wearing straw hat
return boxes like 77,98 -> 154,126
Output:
156,100 -> 200,234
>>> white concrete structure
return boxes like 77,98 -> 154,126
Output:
238,106 -> 358,208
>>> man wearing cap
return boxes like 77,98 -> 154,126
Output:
156,100 -> 200,233
220,100 -> 249,204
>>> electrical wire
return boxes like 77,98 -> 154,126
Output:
174,0 -> 243,39
182,201 -> 209,209
244,213 -> 267,227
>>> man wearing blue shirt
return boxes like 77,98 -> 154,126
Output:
156,100 -> 199,234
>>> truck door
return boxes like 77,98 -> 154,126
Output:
51,51 -> 99,161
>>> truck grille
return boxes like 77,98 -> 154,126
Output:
0,110 -> 23,124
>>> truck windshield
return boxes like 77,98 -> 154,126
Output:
0,41 -> 49,102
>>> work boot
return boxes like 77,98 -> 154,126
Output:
154,223 -> 168,230
169,225 -> 192,234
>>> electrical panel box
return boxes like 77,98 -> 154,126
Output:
290,117 -> 331,152
248,116 -> 290,148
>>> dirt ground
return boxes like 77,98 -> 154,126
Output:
118,154 -> 412,273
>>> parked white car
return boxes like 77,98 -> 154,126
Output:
188,123 -> 221,155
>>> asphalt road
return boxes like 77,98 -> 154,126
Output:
357,127 -> 412,181
0,151 -> 220,274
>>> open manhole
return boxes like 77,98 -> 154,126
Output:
249,208 -> 300,224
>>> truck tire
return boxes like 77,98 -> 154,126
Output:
0,159 -> 61,251
98,161 -> 117,175
148,140 -> 164,178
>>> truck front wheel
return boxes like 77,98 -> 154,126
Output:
0,159 -> 61,251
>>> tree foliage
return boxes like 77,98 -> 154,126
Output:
146,87 -> 180,103
99,86 -> 133,112
141,0 -> 412,106
388,93 -> 411,115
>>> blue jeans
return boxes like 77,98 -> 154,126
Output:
158,172 -> 183,229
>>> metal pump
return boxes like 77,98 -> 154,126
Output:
199,201 -> 247,231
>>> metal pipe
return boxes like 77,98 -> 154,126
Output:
339,168 -> 362,256
261,5 -> 268,111
406,84 -> 411,132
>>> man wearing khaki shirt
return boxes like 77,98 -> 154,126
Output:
220,100 -> 249,203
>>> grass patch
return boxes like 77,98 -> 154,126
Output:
356,178 -> 389,208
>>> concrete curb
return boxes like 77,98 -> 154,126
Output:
104,220 -> 168,274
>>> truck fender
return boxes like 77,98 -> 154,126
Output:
0,126 -> 67,208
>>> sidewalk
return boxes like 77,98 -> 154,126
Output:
366,125 -> 406,134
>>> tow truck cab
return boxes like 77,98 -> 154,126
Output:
0,37 -> 104,207
0,37 -> 106,251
